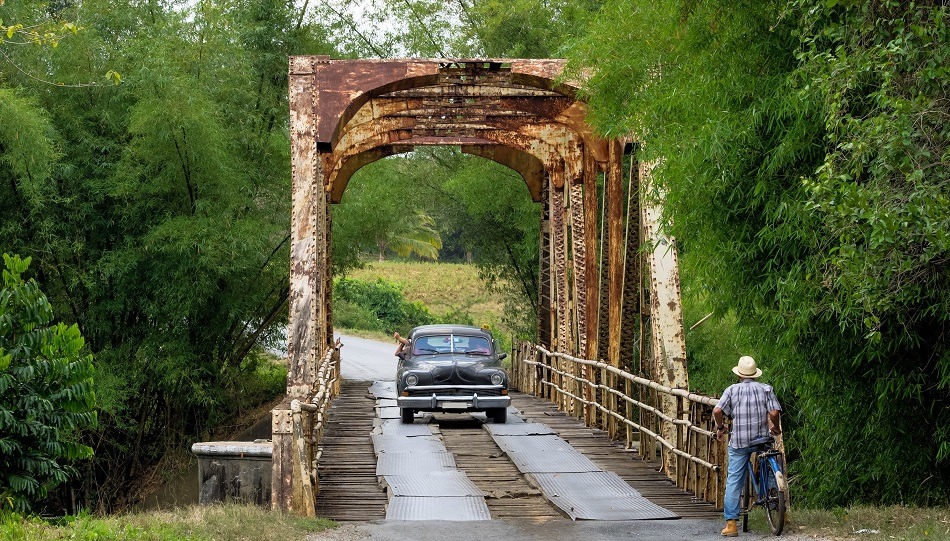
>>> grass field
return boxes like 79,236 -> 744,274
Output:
748,505 -> 950,541
346,260 -> 508,335
0,505 -> 335,541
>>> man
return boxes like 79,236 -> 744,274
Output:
713,356 -> 782,537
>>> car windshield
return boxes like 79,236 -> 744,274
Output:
412,334 -> 492,356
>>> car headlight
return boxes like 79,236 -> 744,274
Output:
406,374 -> 419,386
490,372 -> 504,386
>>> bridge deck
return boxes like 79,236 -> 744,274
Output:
314,380 -> 720,521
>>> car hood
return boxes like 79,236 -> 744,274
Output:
408,355 -> 501,385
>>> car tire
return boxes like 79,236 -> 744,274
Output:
488,408 -> 507,424
401,408 -> 414,424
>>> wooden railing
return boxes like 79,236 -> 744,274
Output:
279,342 -> 340,516
512,341 -> 727,508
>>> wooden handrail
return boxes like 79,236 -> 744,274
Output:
289,344 -> 340,516
516,341 -> 728,508
535,345 -> 720,407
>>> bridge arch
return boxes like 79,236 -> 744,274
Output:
276,57 -> 690,512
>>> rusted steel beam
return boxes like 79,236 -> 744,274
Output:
641,160 -> 689,477
569,180 -> 587,357
606,140 -> 624,369
309,58 -> 578,145
287,56 -> 323,398
325,125 -> 570,199
271,403 -> 293,512
324,191 -> 334,353
582,149 -> 600,425
335,87 -> 608,161
538,178 -> 552,348
550,178 -> 570,355
385,86 -> 563,99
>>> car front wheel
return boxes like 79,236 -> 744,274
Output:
401,407 -> 414,424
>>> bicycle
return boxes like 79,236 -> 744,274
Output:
740,435 -> 788,535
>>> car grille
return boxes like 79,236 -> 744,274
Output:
406,388 -> 504,397
431,365 -> 485,385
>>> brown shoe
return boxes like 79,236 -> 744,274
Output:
721,519 -> 738,537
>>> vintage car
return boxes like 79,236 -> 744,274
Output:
396,324 -> 510,424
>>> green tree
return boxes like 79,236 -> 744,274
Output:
569,0 -> 949,505
333,156 -> 444,268
0,254 -> 96,513
0,0 -> 337,510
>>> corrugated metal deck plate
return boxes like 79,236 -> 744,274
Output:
491,434 -> 579,455
386,496 -> 492,521
384,471 -> 485,497
371,434 -> 446,455
530,472 -> 678,520
376,452 -> 457,475
369,381 -> 397,399
506,450 -> 601,473
374,419 -> 435,437
485,422 -> 557,436
377,407 -> 402,419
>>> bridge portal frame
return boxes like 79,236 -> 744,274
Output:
277,56 -> 690,513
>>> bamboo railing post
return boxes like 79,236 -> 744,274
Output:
625,377 -> 634,449
676,395 -> 686,489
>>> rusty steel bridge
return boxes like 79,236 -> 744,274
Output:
267,57 -> 759,520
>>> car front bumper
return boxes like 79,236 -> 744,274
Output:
397,384 -> 511,411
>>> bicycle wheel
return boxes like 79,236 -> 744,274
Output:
740,465 -> 753,533
763,459 -> 786,535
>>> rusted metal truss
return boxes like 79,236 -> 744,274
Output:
281,57 -> 690,514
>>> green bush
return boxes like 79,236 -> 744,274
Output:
234,354 -> 287,411
333,277 -> 437,332
0,254 -> 97,513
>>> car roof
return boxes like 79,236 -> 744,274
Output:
407,324 -> 491,339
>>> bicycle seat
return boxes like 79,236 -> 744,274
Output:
749,435 -> 775,448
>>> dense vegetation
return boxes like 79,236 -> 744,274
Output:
0,255 -> 96,512
1,0 -> 945,513
569,0 -> 949,506
0,0 -> 331,511
333,277 -> 441,333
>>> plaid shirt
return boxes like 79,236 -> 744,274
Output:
717,380 -> 782,449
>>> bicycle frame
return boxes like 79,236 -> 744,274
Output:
748,451 -> 785,502
741,445 -> 788,535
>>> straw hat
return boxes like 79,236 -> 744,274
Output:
732,356 -> 763,379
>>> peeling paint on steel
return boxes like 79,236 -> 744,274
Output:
640,159 -> 689,477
